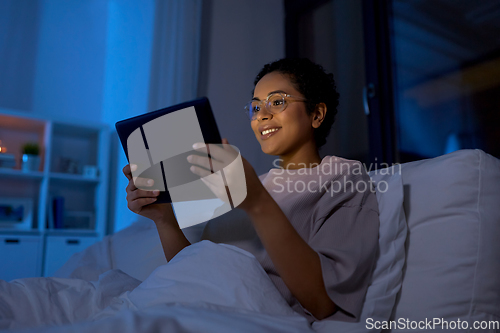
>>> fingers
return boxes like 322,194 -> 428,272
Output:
198,143 -> 232,157
123,164 -> 132,180
126,186 -> 160,212
124,163 -> 157,190
189,141 -> 238,174
187,154 -> 217,172
133,177 -> 155,188
126,176 -> 156,192
122,163 -> 138,180
128,197 -> 158,213
189,164 -> 212,178
123,163 -> 160,212
127,188 -> 160,202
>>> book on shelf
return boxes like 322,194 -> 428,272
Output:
47,196 -> 54,229
47,196 -> 65,229
53,196 -> 64,229
0,153 -> 16,169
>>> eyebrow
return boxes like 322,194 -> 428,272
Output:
252,90 -> 288,101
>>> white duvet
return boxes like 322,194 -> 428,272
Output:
0,241 -> 313,333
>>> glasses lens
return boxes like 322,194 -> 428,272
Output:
245,94 -> 285,120
267,94 -> 285,113
246,101 -> 261,120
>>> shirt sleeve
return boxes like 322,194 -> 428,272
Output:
303,173 -> 380,322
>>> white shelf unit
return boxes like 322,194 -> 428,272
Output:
0,111 -> 110,279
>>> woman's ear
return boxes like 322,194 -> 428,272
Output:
312,103 -> 327,129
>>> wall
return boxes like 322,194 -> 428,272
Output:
200,0 -> 285,176
0,0 -> 39,111
32,0 -> 108,123
298,0 -> 369,162
0,0 -> 108,123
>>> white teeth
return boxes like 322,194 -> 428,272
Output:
261,128 -> 279,135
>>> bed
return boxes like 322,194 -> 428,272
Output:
1,149 -> 499,332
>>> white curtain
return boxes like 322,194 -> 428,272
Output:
108,0 -> 204,233
148,0 -> 203,111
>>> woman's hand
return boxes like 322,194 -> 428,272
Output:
187,138 -> 266,212
122,163 -> 175,223
123,164 -> 190,261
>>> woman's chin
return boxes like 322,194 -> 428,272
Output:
260,143 -> 281,156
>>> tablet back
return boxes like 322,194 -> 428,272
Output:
115,97 -> 222,204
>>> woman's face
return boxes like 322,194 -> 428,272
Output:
251,72 -> 316,156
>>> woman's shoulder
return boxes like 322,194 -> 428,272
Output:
324,155 -> 365,171
258,155 -> 368,182
290,156 -> 368,182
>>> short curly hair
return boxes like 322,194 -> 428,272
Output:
253,58 -> 339,148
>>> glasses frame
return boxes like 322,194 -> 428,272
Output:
244,92 -> 307,120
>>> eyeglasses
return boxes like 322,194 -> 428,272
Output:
243,92 -> 307,120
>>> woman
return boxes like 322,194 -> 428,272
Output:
123,58 -> 379,323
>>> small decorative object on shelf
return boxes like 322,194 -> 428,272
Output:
57,157 -> 81,174
21,142 -> 41,172
82,165 -> 99,178
0,198 -> 33,230
0,140 -> 8,153
0,140 -> 16,169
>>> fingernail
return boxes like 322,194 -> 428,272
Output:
192,142 -> 203,149
147,179 -> 153,185
131,164 -> 137,171
187,155 -> 192,162
153,190 -> 160,195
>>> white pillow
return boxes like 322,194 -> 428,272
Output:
54,218 -> 164,281
55,216 -> 209,282
391,149 -> 500,330
313,169 -> 408,333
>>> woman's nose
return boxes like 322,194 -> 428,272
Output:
256,107 -> 273,121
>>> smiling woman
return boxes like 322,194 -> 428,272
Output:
192,58 -> 379,323
209,58 -> 379,323
124,58 -> 380,324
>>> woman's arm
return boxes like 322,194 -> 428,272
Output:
154,206 -> 191,262
123,164 -> 190,262
242,187 -> 337,320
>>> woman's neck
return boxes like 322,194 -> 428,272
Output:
279,143 -> 322,170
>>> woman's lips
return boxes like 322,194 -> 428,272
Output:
261,128 -> 280,140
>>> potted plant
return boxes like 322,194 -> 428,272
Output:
21,142 -> 41,172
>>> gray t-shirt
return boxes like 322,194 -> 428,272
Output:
201,156 -> 380,323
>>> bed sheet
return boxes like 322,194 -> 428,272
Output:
0,240 -> 313,333
6,304 -> 313,333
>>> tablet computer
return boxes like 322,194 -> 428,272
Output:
115,97 -> 222,204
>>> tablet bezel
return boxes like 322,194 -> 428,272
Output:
115,97 -> 222,204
